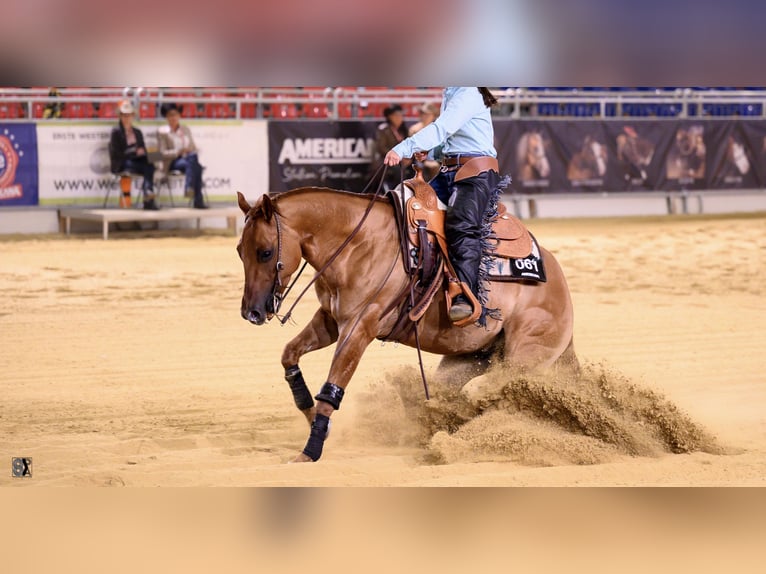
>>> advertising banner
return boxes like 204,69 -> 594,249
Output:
36,121 -> 268,205
268,121 -> 379,192
0,123 -> 39,206
495,119 -> 766,193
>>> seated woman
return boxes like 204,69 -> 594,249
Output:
108,100 -> 158,210
158,103 -> 207,209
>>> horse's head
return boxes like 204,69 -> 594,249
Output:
236,192 -> 300,325
518,132 -> 550,178
582,136 -> 607,176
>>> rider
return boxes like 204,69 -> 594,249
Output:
384,87 -> 500,323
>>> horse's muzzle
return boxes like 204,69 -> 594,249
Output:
242,307 -> 266,325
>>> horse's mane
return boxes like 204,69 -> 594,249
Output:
271,186 -> 390,204
245,187 -> 388,221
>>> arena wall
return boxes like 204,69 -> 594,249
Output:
1,118 -> 766,235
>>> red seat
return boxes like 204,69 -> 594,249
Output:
239,89 -> 260,118
204,102 -> 233,118
357,87 -> 389,119
358,103 -> 387,118
303,88 -> 330,118
98,102 -> 119,119
61,102 -> 95,119
336,102 -> 354,118
303,102 -> 330,118
181,103 -> 198,118
240,103 -> 257,118
139,102 -> 156,119
270,102 -> 299,118
32,102 -> 47,118
0,102 -> 23,119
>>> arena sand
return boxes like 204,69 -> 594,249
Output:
0,213 -> 764,486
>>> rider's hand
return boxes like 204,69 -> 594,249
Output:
384,150 -> 401,166
413,151 -> 428,162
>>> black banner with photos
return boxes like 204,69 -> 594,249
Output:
269,119 -> 766,193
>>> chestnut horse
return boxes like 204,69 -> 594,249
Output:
236,188 -> 576,462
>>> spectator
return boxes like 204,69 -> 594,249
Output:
408,102 -> 439,136
108,100 -> 158,210
409,102 -> 441,180
158,103 -> 207,209
369,104 -> 411,190
42,87 -> 63,119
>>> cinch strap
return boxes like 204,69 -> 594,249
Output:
315,382 -> 345,410
285,366 -> 314,411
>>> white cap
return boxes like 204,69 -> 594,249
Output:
119,100 -> 135,115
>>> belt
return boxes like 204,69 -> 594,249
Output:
441,154 -> 487,167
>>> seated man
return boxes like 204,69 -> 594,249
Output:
158,103 -> 207,209
108,100 -> 158,210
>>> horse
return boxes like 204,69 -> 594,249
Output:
567,135 -> 607,181
724,136 -> 751,176
236,187 -> 576,462
516,132 -> 551,181
616,127 -> 655,184
666,126 -> 706,180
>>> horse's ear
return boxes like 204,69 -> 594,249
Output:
261,194 -> 275,222
237,192 -> 251,216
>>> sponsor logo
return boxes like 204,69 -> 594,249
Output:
277,138 -> 374,165
0,132 -> 21,197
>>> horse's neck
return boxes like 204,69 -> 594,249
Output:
280,191 -> 388,272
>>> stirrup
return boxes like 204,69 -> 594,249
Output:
449,299 -> 473,322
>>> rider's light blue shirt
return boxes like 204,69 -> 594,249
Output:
391,87 -> 497,159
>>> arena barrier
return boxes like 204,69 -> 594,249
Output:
3,117 -> 766,231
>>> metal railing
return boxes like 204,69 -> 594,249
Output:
1,87 -> 765,120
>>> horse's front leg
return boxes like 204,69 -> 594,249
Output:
292,312 -> 379,463
281,307 -> 338,427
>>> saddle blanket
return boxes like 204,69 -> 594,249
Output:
393,182 -> 547,284
487,233 -> 546,283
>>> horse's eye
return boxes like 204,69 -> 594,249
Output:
259,249 -> 274,263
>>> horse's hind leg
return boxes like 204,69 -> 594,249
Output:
281,307 -> 338,426
553,337 -> 580,374
437,335 -> 503,389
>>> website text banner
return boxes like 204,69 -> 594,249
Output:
37,121 -> 268,205
269,121 -> 379,192
0,123 -> 39,206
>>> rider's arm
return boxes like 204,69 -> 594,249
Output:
391,88 -> 485,158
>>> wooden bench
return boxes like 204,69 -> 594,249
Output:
59,206 -> 242,240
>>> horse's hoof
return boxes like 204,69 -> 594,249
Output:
288,452 -> 313,464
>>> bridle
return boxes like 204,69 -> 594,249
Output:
268,210 -> 308,322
